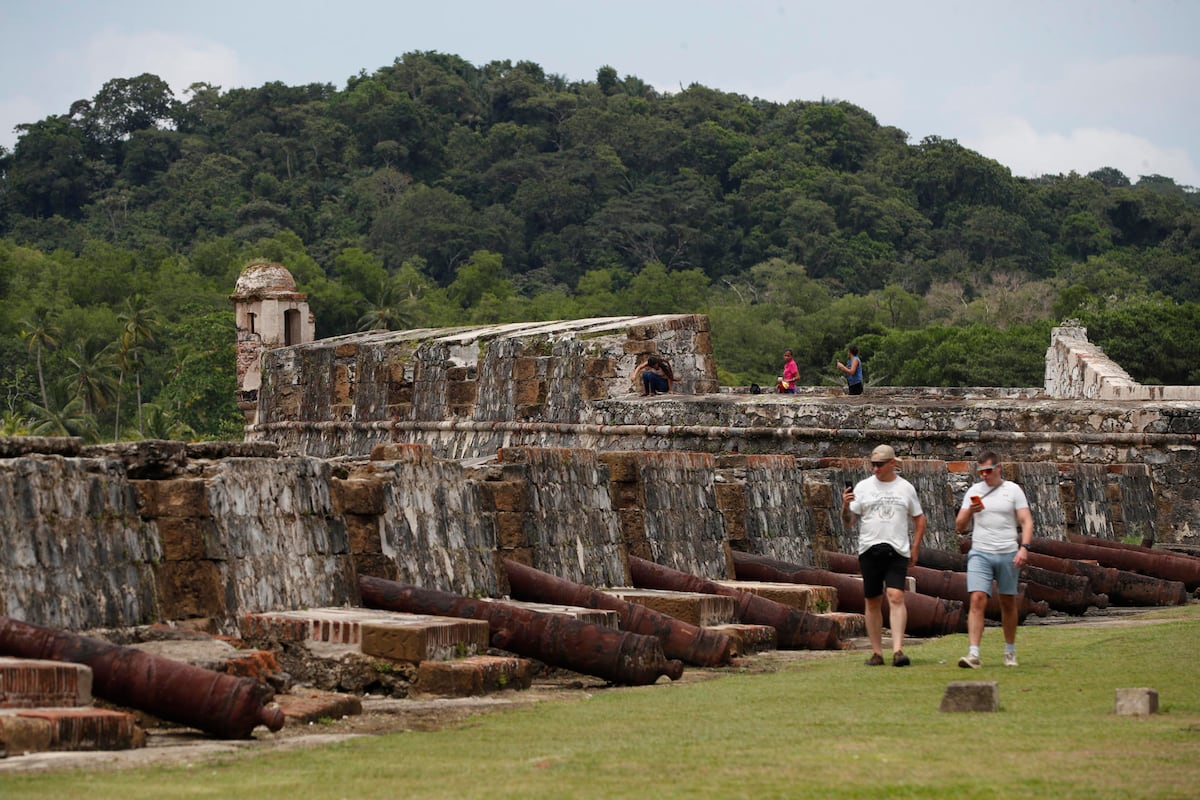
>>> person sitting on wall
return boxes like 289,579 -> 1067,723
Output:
778,349 -> 799,393
632,355 -> 673,396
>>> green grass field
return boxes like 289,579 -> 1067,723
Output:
3,605 -> 1198,799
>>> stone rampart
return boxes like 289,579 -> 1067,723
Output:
0,437 -> 1178,633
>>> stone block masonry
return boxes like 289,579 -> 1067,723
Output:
0,434 -> 1191,632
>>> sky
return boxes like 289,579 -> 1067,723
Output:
2,0 -> 1198,187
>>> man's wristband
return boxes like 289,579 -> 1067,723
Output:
1019,543 -> 1030,550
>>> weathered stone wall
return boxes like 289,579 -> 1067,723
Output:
1045,322 -> 1200,401
0,437 -> 1174,633
252,315 -> 720,458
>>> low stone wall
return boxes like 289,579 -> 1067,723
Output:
1045,322 -> 1200,401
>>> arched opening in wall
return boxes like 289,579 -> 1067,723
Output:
247,312 -> 256,335
285,309 -> 301,345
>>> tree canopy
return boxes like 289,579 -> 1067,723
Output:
1,53 -> 1197,440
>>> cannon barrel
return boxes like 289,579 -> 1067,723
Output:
0,616 -> 284,739
502,559 -> 736,667
821,550 -> 1048,620
1024,551 -> 1189,606
1041,537 -> 1200,590
358,575 -> 683,685
627,557 -> 842,650
1067,533 -> 1200,564
732,551 -> 964,636
933,540 -> 1113,612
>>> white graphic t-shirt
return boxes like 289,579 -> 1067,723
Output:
849,475 -> 924,557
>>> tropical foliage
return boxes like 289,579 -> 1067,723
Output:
1,54 -> 1197,439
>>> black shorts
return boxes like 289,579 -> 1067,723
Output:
858,543 -> 908,599
848,382 -> 864,395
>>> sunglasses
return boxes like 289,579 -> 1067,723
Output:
870,460 -> 891,468
977,464 -> 1001,473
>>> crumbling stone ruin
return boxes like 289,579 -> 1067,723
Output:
1,261 -> 1197,757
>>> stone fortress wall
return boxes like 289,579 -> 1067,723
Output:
0,265 -> 1196,635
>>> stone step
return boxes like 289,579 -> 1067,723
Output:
706,623 -> 777,655
243,608 -> 490,663
416,656 -> 533,697
716,581 -> 839,613
0,707 -> 144,755
0,657 -> 93,709
605,588 -> 738,626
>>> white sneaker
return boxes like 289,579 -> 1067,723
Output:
1003,652 -> 1019,667
958,654 -> 981,669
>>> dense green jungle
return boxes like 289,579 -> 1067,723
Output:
1,52 -> 1198,442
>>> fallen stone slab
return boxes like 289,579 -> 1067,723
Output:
274,689 -> 363,725
0,657 -> 93,709
940,681 -> 999,712
1115,687 -> 1158,716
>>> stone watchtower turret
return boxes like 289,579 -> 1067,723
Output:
229,261 -> 315,426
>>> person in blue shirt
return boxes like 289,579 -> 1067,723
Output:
837,344 -> 864,395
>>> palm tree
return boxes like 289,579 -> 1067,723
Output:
18,312 -> 62,410
26,388 -> 99,442
137,402 -> 196,441
118,295 -> 161,436
1,410 -> 32,436
63,337 -> 117,418
357,279 -> 421,332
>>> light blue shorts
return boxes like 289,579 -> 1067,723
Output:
966,549 -> 1020,596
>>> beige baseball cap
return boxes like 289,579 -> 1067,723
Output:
870,444 -> 897,462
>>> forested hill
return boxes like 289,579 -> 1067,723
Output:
1,52 -> 1198,442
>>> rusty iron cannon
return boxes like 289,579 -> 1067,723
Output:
1046,536 -> 1200,591
358,575 -> 683,685
626,556 -> 842,650
821,550 -> 1049,621
953,537 -> 1189,606
917,544 -> 1106,614
503,559 -> 736,667
731,550 -> 964,636
1024,551 -> 1190,606
0,616 -> 284,739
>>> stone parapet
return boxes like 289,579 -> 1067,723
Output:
1045,323 -> 1200,401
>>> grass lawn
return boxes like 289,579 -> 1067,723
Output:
2,605 -> 1198,799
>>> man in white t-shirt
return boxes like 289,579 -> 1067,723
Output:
954,451 -> 1034,668
842,444 -> 926,667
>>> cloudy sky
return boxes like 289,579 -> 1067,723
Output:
2,0 -> 1198,187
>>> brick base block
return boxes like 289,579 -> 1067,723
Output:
416,656 -> 533,697
821,612 -> 867,638
706,623 -> 777,655
1,707 -> 145,753
0,657 -> 93,708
